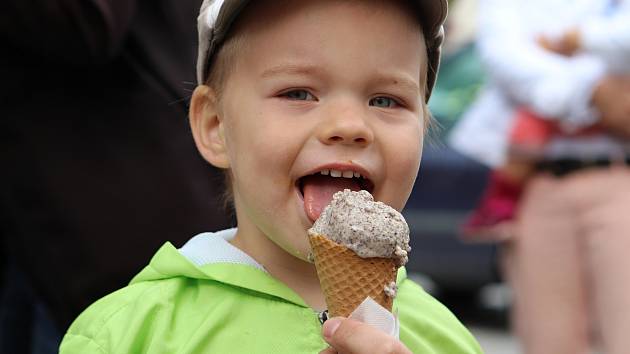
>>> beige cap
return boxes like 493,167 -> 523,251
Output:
197,0 -> 447,102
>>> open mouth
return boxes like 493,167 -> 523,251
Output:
298,168 -> 375,222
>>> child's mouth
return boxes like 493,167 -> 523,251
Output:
298,170 -> 374,222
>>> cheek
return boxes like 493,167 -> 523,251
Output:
395,141 -> 422,187
392,123 -> 423,172
384,124 -> 423,207
224,117 -> 300,198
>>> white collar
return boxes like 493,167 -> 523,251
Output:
178,228 -> 266,272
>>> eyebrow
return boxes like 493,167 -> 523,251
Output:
370,73 -> 421,96
260,63 -> 325,79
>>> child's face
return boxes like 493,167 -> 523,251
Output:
193,0 -> 426,262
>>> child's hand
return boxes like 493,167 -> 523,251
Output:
320,317 -> 412,354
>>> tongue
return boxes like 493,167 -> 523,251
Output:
302,174 -> 361,222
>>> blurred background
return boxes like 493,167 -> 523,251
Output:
404,0 -> 518,352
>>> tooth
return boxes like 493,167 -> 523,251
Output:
354,172 -> 361,178
330,170 -> 342,177
342,171 -> 354,178
320,169 -> 330,175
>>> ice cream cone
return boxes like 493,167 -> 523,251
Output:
309,232 -> 398,317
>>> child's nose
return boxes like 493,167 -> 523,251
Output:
317,104 -> 374,147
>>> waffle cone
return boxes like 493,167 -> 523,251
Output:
309,232 -> 398,317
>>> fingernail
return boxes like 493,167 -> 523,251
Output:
323,317 -> 342,339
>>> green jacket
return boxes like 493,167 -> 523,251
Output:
60,229 -> 483,353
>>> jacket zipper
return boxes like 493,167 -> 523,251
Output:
316,309 -> 329,325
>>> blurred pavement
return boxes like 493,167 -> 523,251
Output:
470,326 -> 519,354
410,273 -> 520,354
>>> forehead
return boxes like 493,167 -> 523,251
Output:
231,0 -> 426,83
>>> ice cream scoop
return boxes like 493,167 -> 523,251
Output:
309,189 -> 410,265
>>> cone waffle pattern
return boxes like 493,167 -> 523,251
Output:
309,233 -> 398,317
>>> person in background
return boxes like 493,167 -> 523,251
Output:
460,23 -> 619,241
450,0 -> 630,353
0,1 -> 231,352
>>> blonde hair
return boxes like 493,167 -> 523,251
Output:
204,32 -> 248,100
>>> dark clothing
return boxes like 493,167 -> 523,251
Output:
0,264 -> 62,354
0,0 -> 230,341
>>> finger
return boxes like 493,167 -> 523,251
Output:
322,317 -> 411,354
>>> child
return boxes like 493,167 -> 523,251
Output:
59,0 -> 483,353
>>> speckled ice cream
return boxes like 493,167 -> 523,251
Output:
308,189 -> 411,266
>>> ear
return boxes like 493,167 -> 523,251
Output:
189,85 -> 230,169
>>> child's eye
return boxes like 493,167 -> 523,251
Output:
369,96 -> 399,108
280,89 -> 315,101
